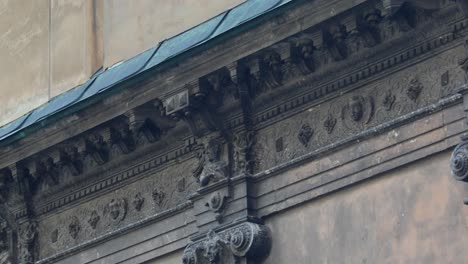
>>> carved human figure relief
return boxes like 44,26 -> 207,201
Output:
104,198 -> 127,223
341,95 -> 374,130
192,139 -> 228,187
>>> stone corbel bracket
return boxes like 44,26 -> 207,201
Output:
182,222 -> 271,264
164,79 -> 224,138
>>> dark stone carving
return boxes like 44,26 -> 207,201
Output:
441,71 -> 449,87
104,198 -> 127,223
459,39 -> 468,81
261,51 -> 283,89
125,106 -> 163,146
177,178 -> 186,193
84,134 -> 108,166
327,24 -> 348,61
30,158 -> 59,188
192,139 -> 228,187
50,229 -> 58,244
383,90 -> 396,111
205,191 -> 228,223
60,147 -> 82,177
345,29 -> 367,55
152,189 -> 166,208
109,126 -> 135,155
350,97 -> 364,122
451,140 -> 468,182
233,131 -> 255,176
0,169 -> 12,202
292,37 -> 315,74
182,222 -> 271,264
88,211 -> 100,229
406,78 -> 423,102
359,8 -> 383,47
132,193 -> 145,211
298,124 -> 314,147
342,96 -> 374,124
68,216 -> 81,240
166,88 -> 223,138
323,115 -> 337,134
18,221 -> 37,264
275,138 -> 284,152
0,220 -> 11,264
135,120 -> 161,146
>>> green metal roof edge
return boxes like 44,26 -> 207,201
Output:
0,0 -> 303,147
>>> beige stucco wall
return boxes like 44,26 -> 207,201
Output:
264,150 -> 468,264
0,0 -> 244,126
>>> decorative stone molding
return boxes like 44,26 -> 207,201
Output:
182,222 -> 271,264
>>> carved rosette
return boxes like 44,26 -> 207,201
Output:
451,141 -> 468,182
182,222 -> 271,264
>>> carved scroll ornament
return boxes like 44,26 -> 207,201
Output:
450,140 -> 468,182
182,222 -> 271,264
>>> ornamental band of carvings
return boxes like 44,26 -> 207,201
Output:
0,1 -> 466,263
0,0 -> 457,214
182,222 -> 271,264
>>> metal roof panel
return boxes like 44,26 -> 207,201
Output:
82,46 -> 157,100
144,12 -> 227,70
211,0 -> 283,37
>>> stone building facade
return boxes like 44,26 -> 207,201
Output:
1,0 -> 468,263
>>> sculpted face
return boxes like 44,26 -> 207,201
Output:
109,200 -> 120,220
350,97 -> 363,121
205,240 -> 221,263
298,39 -> 314,59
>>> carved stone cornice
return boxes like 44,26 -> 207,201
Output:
0,1 -> 466,263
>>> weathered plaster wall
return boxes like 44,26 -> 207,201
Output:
264,150 -> 468,264
0,0 -> 50,127
0,0 -> 244,126
147,250 -> 182,264
102,0 -> 244,67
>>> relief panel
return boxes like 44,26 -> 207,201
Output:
36,157 -> 198,259
254,45 -> 464,173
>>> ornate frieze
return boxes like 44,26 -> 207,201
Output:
0,1 -> 465,263
182,222 -> 271,264
255,44 -> 463,173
